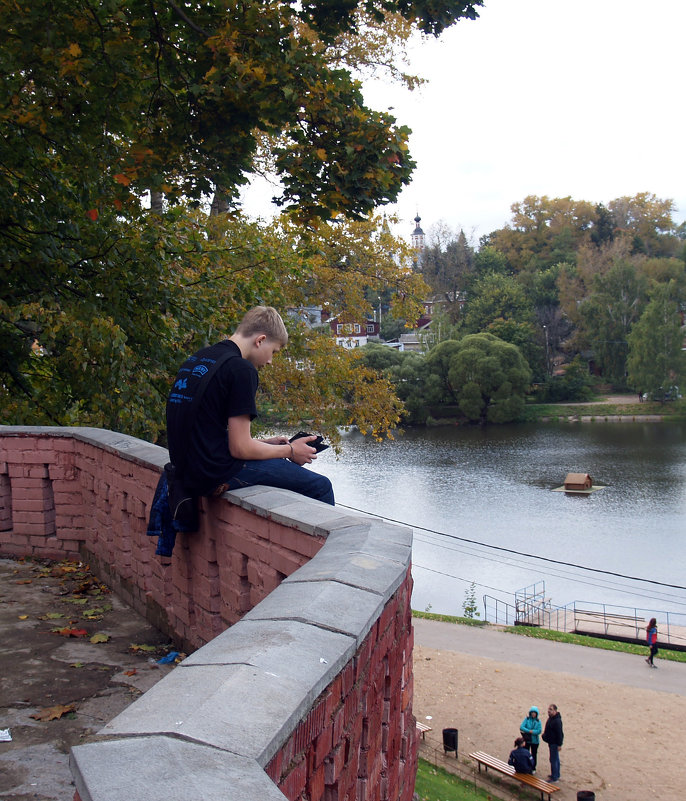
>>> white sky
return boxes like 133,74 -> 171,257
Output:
243,0 -> 686,245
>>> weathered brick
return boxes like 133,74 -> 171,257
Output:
279,755 -> 307,800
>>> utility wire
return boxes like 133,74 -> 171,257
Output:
336,502 -> 686,592
411,531 -> 686,607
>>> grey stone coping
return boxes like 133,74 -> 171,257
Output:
0,425 -> 168,471
239,582 -> 385,644
70,735 -> 288,801
325,521 -> 413,561
181,617 -> 356,675
99,649 -> 345,767
283,549 -> 409,597
225,485 -> 367,535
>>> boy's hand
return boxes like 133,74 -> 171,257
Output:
289,435 -> 318,465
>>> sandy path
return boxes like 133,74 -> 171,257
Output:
413,637 -> 685,800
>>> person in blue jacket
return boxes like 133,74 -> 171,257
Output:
519,705 -> 542,770
508,737 -> 534,773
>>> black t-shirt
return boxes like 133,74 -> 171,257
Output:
166,340 -> 258,494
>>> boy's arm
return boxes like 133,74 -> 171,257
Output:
227,415 -> 317,465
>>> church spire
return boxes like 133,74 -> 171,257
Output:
411,212 -> 425,267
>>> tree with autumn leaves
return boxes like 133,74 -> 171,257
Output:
1,0 -> 482,441
417,194 -> 685,395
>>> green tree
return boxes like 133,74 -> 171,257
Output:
420,229 -> 475,315
578,260 -> 647,387
535,355 -> 594,403
627,281 -> 686,401
459,272 -> 539,370
608,193 -> 678,257
483,195 -> 596,273
360,343 -> 436,424
461,273 -> 535,333
2,0 -> 480,440
462,581 -> 480,618
427,333 -> 531,424
473,245 -> 509,277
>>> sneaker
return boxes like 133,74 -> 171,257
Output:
645,658 -> 650,664
651,663 -> 658,669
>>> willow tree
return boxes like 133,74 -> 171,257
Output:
0,0 -> 481,440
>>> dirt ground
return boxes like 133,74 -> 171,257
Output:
413,643 -> 684,801
0,557 -> 174,801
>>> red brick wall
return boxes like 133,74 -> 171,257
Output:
266,568 -> 416,801
0,429 -> 325,650
1,428 -> 417,801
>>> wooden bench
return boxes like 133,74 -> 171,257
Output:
415,721 -> 432,739
469,751 -> 560,801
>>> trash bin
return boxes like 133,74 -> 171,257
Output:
442,727 -> 458,757
577,792 -> 595,801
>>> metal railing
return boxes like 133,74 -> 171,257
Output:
482,594 -> 686,647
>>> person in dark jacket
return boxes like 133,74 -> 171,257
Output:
541,703 -> 563,783
508,737 -> 534,774
519,705 -> 542,770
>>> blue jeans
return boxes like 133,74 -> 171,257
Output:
548,744 -> 560,780
225,458 -> 335,506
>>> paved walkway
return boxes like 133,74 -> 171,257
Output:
413,617 -> 685,696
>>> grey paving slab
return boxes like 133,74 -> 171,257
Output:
266,501 -> 363,536
284,546 -> 407,598
223,485 -> 318,513
71,735 -> 287,801
100,661 -> 332,765
327,517 -> 414,547
182,617 -> 356,676
240,580 -> 385,643
324,522 -> 413,563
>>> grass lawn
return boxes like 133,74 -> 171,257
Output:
502,624 -> 686,663
522,398 -> 686,422
415,757 -> 497,801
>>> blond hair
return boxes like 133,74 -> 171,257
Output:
235,306 -> 288,345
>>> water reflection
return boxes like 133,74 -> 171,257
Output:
315,422 -> 686,618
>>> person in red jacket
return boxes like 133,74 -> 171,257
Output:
645,618 -> 658,667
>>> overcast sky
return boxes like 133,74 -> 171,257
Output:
243,0 -> 686,245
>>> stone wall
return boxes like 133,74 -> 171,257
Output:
0,427 -> 417,801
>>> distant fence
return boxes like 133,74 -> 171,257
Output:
483,594 -> 686,648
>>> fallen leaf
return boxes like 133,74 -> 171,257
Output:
90,632 -> 110,643
30,703 -> 76,721
18,615 -> 29,620
129,643 -> 157,653
124,669 -> 137,676
54,628 -> 89,638
15,579 -> 32,584
70,663 -> 84,668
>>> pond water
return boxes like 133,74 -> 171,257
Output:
314,422 -> 686,620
